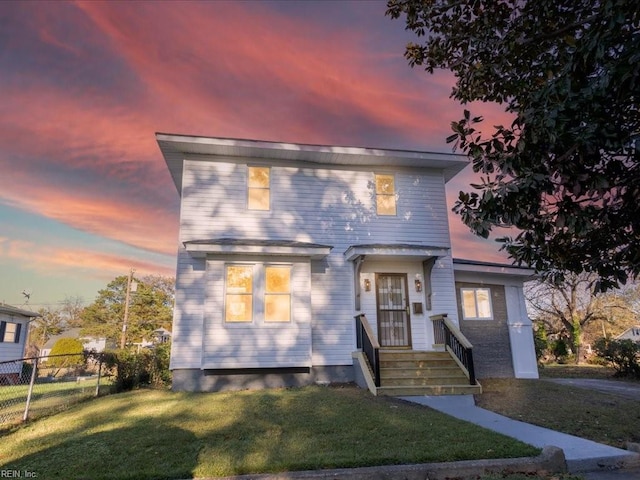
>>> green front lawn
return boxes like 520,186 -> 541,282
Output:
0,385 -> 539,479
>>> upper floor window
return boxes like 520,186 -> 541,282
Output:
248,166 -> 270,210
0,321 -> 21,343
375,174 -> 396,215
225,265 -> 254,322
461,288 -> 493,320
265,266 -> 291,323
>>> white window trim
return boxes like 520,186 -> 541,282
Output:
374,173 -> 397,216
247,165 -> 271,211
460,288 -> 494,320
223,263 -> 294,325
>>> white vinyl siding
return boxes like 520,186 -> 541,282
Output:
171,156 -> 456,370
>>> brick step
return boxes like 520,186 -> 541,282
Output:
377,384 -> 482,396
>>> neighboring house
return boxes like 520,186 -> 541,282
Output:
616,326 -> 640,343
151,328 -> 172,344
0,304 -> 39,384
157,134 -> 539,394
40,328 -> 108,361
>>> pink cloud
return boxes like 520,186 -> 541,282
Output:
0,237 -> 174,281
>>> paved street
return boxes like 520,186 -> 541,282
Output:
544,378 -> 640,402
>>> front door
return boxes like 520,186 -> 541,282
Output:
376,274 -> 411,348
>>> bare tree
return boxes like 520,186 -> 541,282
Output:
526,273 -> 605,363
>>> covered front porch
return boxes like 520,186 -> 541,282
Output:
353,313 -> 482,396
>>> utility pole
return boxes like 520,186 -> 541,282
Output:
120,268 -> 136,349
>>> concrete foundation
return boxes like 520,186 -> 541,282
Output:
172,365 -> 355,392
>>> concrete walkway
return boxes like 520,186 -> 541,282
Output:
401,395 -> 640,473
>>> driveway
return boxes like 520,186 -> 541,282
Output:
544,378 -> 640,401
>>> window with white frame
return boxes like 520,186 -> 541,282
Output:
247,166 -> 270,210
224,264 -> 292,323
264,266 -> 291,322
225,265 -> 254,322
461,288 -> 493,320
0,321 -> 21,343
375,174 -> 396,215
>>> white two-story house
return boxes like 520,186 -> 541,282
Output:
158,134 -> 538,395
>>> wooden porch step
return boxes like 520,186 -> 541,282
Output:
377,384 -> 482,396
380,366 -> 464,378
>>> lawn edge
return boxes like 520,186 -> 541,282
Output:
198,446 -> 567,480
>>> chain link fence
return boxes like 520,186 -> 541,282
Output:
0,352 -> 111,427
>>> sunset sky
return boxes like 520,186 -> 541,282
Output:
1,0 -> 512,309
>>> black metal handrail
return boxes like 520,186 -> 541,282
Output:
430,314 -> 476,385
354,314 -> 381,387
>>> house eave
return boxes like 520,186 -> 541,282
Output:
156,133 -> 469,193
453,258 -> 536,278
184,239 -> 333,259
0,304 -> 39,318
344,244 -> 450,262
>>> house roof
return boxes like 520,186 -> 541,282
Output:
184,238 -> 333,259
0,304 -> 40,318
453,258 -> 536,278
156,133 -> 470,193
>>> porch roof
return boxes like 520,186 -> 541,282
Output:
344,244 -> 449,262
453,258 -> 536,278
184,238 -> 333,259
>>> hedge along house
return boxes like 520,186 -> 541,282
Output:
157,134 -> 538,395
0,304 -> 39,384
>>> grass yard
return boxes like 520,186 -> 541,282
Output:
0,377 -> 112,427
0,385 -> 540,480
476,376 -> 640,448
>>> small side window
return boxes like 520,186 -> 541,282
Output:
461,288 -> 493,320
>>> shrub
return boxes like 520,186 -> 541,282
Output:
552,339 -> 569,363
47,338 -> 85,376
533,326 -> 549,361
101,346 -> 171,393
593,338 -> 640,378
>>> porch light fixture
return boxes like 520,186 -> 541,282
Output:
364,279 -> 371,292
415,279 -> 422,292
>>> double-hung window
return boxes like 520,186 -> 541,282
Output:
375,174 -> 396,215
265,266 -> 291,323
225,265 -> 254,323
248,166 -> 270,210
461,288 -> 493,320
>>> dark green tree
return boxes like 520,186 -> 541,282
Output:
81,275 -> 174,347
387,0 -> 640,291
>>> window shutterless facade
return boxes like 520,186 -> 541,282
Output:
375,173 -> 396,215
460,288 -> 493,320
247,166 -> 270,210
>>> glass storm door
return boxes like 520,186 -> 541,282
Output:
376,274 -> 411,348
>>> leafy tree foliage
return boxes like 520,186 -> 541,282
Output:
387,0 -> 640,291
47,337 -> 84,371
594,338 -> 640,378
81,275 -> 174,347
